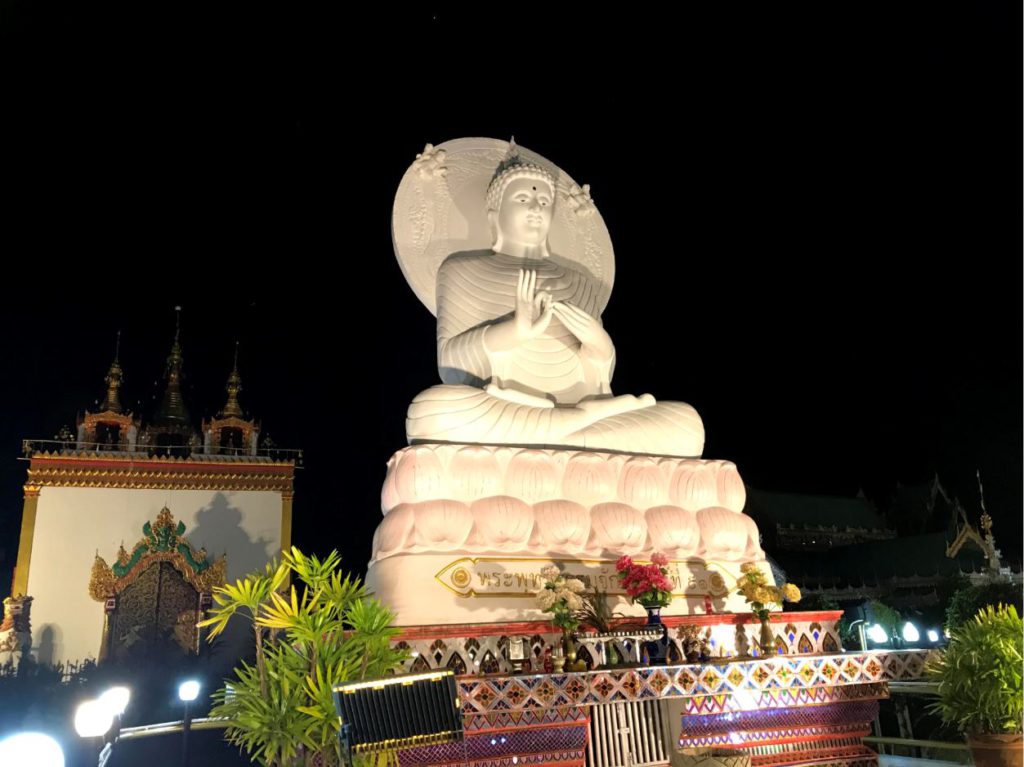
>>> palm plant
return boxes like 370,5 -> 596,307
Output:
199,548 -> 407,767
927,604 -> 1022,737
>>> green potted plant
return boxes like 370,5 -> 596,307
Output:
927,604 -> 1022,767
945,581 -> 1023,631
199,548 -> 407,767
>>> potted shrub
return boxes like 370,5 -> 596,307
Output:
927,604 -> 1022,767
199,548 -> 407,767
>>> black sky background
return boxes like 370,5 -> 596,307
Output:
0,5 -> 1020,592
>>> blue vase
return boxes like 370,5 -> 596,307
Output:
642,606 -> 670,665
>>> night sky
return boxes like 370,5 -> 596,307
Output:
1,6 -> 1019,594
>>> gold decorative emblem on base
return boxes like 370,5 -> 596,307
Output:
435,557 -> 730,599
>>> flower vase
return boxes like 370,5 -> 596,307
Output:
758,616 -> 776,656
967,733 -> 1024,767
642,605 -> 670,665
603,640 -> 621,668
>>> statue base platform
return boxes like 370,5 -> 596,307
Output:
367,443 -> 774,625
368,552 -> 774,625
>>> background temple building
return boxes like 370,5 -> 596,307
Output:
7,313 -> 298,666
748,477 -> 1022,610
745,487 -> 895,553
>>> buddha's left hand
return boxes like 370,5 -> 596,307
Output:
552,302 -> 614,360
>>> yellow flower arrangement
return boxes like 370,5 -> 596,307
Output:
736,562 -> 801,621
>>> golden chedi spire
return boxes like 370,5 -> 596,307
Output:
221,342 -> 244,418
154,307 -> 191,427
101,332 -> 124,414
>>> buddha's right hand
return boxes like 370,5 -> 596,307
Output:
484,269 -> 554,353
514,269 -> 553,339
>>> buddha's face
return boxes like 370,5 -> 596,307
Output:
496,176 -> 554,245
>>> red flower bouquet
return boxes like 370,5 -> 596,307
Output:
615,553 -> 674,608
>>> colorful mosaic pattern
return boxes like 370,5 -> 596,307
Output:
679,683 -> 888,717
392,648 -> 923,766
457,651 -> 925,715
679,700 -> 878,748
464,707 -> 588,734
395,616 -> 845,675
398,722 -> 588,767
680,700 -> 879,737
681,721 -> 870,749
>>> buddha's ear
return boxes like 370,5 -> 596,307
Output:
487,209 -> 501,249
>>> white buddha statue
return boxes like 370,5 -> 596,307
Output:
406,146 -> 705,458
369,140 -> 771,625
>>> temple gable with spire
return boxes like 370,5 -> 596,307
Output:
76,332 -> 140,452
201,343 -> 261,457
10,310 -> 300,666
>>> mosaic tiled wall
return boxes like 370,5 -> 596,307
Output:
398,720 -> 589,767
389,647 -> 927,767
678,699 -> 878,748
394,613 -> 845,676
464,705 -> 589,735
457,651 -> 927,715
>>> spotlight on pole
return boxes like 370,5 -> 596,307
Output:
866,624 -> 889,645
0,732 -> 65,767
99,686 -> 131,716
75,699 -> 114,738
902,622 -> 920,644
848,619 -> 868,651
178,680 -> 201,767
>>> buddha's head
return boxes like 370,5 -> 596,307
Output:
486,143 -> 556,256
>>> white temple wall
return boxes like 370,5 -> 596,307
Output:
25,486 -> 283,666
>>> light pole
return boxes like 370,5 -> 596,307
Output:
75,699 -> 114,739
847,619 -> 868,651
98,686 -> 130,744
76,686 -> 131,765
178,680 -> 201,767
866,623 -> 890,645
75,697 -> 114,760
